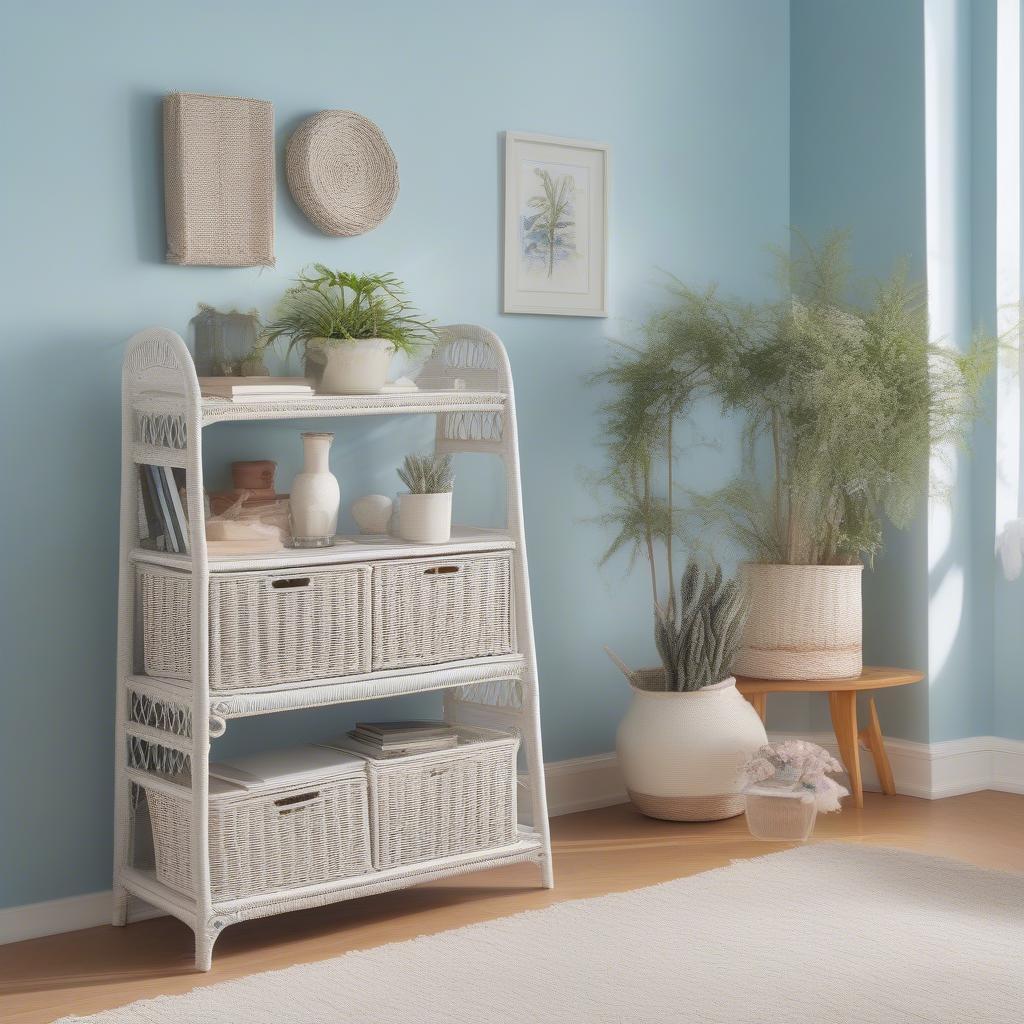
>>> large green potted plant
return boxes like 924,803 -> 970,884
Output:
592,328 -> 766,821
648,233 -> 994,678
263,266 -> 437,394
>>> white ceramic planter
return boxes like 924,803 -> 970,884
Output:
289,432 -> 340,546
734,563 -> 863,680
319,338 -> 394,394
616,673 -> 767,821
397,492 -> 452,544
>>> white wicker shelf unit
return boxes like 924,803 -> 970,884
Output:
114,325 -> 553,969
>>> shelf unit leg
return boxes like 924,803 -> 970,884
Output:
194,925 -> 218,972
111,882 -> 129,927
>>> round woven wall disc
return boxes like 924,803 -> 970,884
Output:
286,110 -> 399,236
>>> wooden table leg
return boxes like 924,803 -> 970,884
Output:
745,692 -> 767,723
858,697 -> 896,795
828,690 -> 863,809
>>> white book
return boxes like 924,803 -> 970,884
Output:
209,744 -> 363,791
200,376 -> 313,399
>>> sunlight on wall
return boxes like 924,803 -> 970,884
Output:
924,0 -> 968,686
995,0 -> 1022,552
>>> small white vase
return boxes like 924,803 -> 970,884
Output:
397,492 -> 452,544
319,338 -> 394,394
289,432 -> 340,546
616,673 -> 767,821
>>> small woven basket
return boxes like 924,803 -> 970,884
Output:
343,727 -> 519,870
371,552 -> 514,670
145,770 -> 371,902
139,563 -> 371,689
734,563 -> 862,680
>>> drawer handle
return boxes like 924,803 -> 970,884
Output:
274,791 -> 320,812
272,577 -> 311,590
429,766 -> 452,777
424,566 -> 460,576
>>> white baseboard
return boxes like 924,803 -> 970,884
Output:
765,731 -> 1024,800
3,736 -> 1022,947
0,890 -> 160,946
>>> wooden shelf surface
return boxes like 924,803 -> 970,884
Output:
735,666 -> 924,694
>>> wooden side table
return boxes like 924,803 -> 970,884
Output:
735,667 -> 924,809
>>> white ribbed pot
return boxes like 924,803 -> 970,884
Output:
319,338 -> 394,394
397,491 -> 452,544
734,563 -> 863,680
616,673 -> 768,821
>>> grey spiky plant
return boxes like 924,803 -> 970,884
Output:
653,560 -> 747,691
397,453 -> 454,494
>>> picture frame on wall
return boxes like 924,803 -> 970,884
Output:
503,132 -> 609,317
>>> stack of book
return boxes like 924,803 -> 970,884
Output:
199,377 -> 314,402
327,721 -> 460,759
139,464 -> 189,554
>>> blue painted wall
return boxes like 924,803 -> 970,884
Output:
789,0 -> 931,741
0,0 -> 791,907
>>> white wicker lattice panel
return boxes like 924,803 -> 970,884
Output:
129,690 -> 192,738
134,411 -> 188,449
439,411 -> 504,445
453,678 -> 524,709
128,736 -> 190,779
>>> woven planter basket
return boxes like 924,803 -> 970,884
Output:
163,92 -> 274,267
286,110 -> 399,236
734,563 -> 863,680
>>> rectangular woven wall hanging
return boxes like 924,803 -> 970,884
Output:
163,92 -> 275,267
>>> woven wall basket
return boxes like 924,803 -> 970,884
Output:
163,92 -> 275,267
734,563 -> 863,680
286,110 -> 399,236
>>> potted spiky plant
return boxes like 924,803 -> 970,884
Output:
592,329 -> 766,821
395,453 -> 454,544
607,561 -> 767,821
262,266 -> 437,395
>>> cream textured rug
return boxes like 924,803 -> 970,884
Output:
59,845 -> 1022,1023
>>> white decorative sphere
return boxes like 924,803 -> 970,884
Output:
351,494 -> 394,534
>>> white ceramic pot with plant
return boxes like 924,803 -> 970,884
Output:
608,562 -> 767,821
396,453 -> 454,544
262,266 -> 436,395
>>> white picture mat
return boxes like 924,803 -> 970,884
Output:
503,132 -> 609,317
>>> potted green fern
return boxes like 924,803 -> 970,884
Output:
395,453 -> 454,544
646,233 -> 994,678
263,266 -> 437,394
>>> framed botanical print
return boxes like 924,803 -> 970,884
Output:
503,132 -> 609,317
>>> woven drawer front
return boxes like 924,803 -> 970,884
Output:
367,730 -> 519,869
372,553 -> 514,670
139,564 -> 371,689
146,774 -> 371,903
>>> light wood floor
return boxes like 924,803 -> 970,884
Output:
2,791 -> 1022,1024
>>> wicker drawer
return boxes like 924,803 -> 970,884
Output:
139,563 -> 371,689
144,754 -> 371,903
347,727 -> 519,870
371,552 -> 515,670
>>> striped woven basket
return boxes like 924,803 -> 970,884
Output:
734,563 -> 863,680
